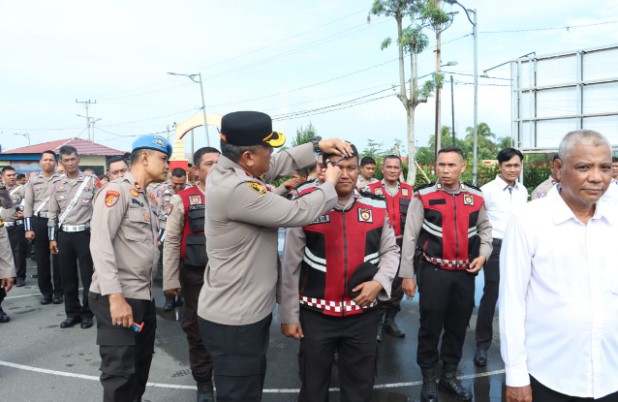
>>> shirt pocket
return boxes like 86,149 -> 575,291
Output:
125,207 -> 151,242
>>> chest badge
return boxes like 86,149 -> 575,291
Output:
358,208 -> 373,223
374,187 -> 383,196
189,195 -> 201,205
401,188 -> 409,197
463,194 -> 474,206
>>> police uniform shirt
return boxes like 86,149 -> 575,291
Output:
150,181 -> 191,231
90,172 -> 159,300
162,193 -> 188,291
0,189 -> 16,279
47,172 -> 97,228
531,175 -> 556,200
199,142 -> 338,326
0,184 -> 24,222
23,172 -> 62,217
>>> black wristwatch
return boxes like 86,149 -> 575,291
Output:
311,136 -> 322,153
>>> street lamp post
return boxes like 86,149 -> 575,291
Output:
14,132 -> 30,146
167,72 -> 210,152
444,0 -> 478,184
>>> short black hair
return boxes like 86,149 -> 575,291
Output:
320,143 -> 359,166
17,173 -> 25,180
294,167 -> 310,177
59,145 -> 78,157
360,156 -> 376,166
220,141 -> 263,163
171,167 -> 186,178
129,149 -> 152,165
611,156 -> 617,163
194,147 -> 221,166
497,148 -> 523,164
552,153 -> 561,162
383,154 -> 402,165
438,146 -> 465,159
107,155 -> 128,170
41,150 -> 57,160
1,166 -> 16,174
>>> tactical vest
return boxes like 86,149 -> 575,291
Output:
178,186 -> 207,268
299,191 -> 386,317
367,180 -> 412,239
416,184 -> 484,271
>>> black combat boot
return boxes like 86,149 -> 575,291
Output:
196,379 -> 215,402
163,295 -> 175,311
421,368 -> 439,402
383,311 -> 405,337
440,364 -> 472,400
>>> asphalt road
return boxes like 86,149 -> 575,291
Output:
0,260 -> 507,402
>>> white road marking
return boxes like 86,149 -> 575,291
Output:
0,359 -> 505,393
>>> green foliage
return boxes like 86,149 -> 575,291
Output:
291,122 -> 318,147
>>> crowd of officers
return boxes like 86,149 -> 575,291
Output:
2,111 -> 614,402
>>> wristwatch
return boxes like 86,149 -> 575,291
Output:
311,136 -> 322,153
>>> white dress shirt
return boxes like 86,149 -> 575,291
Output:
480,175 -> 528,239
499,186 -> 618,398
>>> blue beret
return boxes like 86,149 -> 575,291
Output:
132,134 -> 172,157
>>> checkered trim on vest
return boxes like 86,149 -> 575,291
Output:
299,296 -> 377,312
422,252 -> 470,270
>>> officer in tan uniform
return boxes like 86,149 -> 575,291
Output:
23,150 -> 64,304
163,146 -> 220,402
198,110 -> 353,402
0,186 -> 17,323
1,166 -> 27,287
48,145 -> 99,329
89,134 -> 171,402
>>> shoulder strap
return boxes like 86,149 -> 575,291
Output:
58,177 -> 92,226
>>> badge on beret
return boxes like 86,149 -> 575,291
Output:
189,195 -> 201,205
358,208 -> 373,223
105,191 -> 120,207
130,189 -> 139,197
401,188 -> 409,197
463,194 -> 474,206
374,187 -> 383,196
247,182 -> 267,195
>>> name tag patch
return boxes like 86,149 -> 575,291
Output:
311,215 -> 330,224
358,208 -> 373,223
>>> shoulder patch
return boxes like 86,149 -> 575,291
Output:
247,181 -> 267,195
358,189 -> 385,201
463,182 -> 483,193
104,190 -> 120,208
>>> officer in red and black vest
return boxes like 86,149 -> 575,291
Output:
163,147 -> 220,402
280,146 -> 400,402
400,147 -> 492,402
366,154 -> 412,340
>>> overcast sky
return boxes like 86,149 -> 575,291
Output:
1,0 -> 616,154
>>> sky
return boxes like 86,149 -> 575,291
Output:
1,0 -> 617,156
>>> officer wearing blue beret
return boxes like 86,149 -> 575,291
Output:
89,134 -> 171,402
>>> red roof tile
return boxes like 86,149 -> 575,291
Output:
2,137 -> 126,156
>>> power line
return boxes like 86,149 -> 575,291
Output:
479,19 -> 618,34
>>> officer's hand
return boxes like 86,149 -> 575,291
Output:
282,177 -> 303,190
49,241 -> 59,254
1,278 -> 14,292
164,288 -> 181,297
467,256 -> 486,273
318,138 -> 354,158
402,278 -> 417,299
25,230 -> 35,240
109,294 -> 134,328
16,211 -> 24,219
506,385 -> 532,402
324,161 -> 342,185
281,323 -> 304,340
352,280 -> 383,307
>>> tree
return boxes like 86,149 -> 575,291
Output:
463,122 -> 496,161
369,0 -> 450,184
291,122 -> 318,147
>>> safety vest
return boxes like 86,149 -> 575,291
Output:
299,190 -> 387,317
178,186 -> 207,268
416,183 -> 484,271
366,180 -> 412,239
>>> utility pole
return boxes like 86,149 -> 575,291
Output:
451,75 -> 455,145
434,0 -> 442,163
75,99 -> 96,140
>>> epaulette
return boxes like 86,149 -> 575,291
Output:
463,182 -> 483,196
414,182 -> 435,191
358,189 -> 386,201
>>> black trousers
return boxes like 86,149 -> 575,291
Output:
475,238 -> 501,351
32,216 -> 62,298
531,376 -> 618,402
57,230 -> 93,319
7,225 -> 27,280
179,264 -> 213,383
378,239 -> 404,314
416,261 -> 475,369
298,308 -> 380,402
198,314 -> 272,402
89,292 -> 157,402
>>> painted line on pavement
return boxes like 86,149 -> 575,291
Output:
0,359 -> 504,393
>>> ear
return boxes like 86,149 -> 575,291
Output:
554,159 -> 563,181
241,150 -> 255,167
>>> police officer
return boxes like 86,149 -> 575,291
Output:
400,147 -> 492,402
198,111 -> 351,402
106,155 -> 129,180
89,134 -> 171,402
48,145 -> 98,329
1,166 -> 27,287
23,150 -> 64,304
366,154 -> 413,340
0,185 -> 17,323
163,147 -> 220,402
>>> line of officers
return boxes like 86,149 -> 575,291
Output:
0,111 -> 496,402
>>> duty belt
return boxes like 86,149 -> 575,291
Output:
4,220 -> 24,227
423,252 -> 470,271
61,223 -> 90,233
35,212 -> 50,218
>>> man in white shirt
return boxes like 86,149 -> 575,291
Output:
500,129 -> 618,402
474,148 -> 528,367
356,156 -> 378,190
